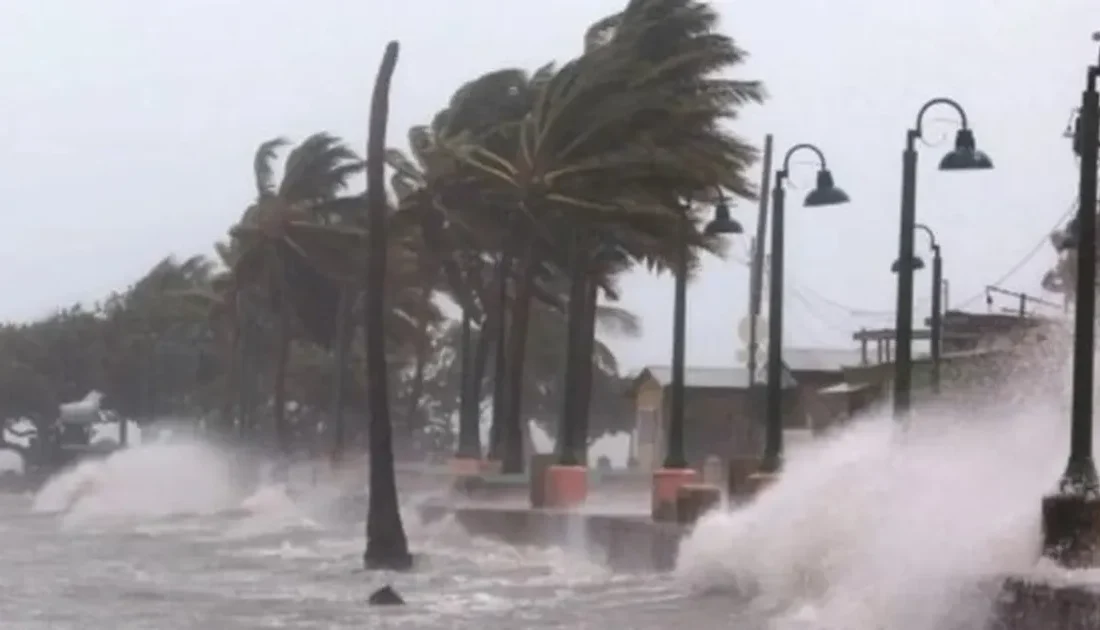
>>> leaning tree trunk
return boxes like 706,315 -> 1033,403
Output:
363,41 -> 411,571
500,243 -> 537,474
330,288 -> 352,464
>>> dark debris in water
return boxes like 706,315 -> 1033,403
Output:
368,585 -> 405,606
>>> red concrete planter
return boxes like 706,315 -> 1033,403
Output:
652,468 -> 697,522
545,465 -> 587,509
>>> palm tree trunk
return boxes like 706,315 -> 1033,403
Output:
557,235 -> 589,466
363,40 -> 411,571
237,323 -> 252,438
221,330 -> 238,439
574,271 -> 600,466
272,307 -> 292,478
501,244 -> 537,474
456,307 -> 480,457
488,252 -> 511,460
331,288 -> 352,464
404,278 -> 433,442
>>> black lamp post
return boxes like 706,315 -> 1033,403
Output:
1042,52 -> 1100,568
893,99 -> 992,419
663,194 -> 743,470
891,224 -> 943,394
760,145 -> 850,474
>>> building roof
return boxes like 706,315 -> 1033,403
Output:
783,347 -> 864,373
635,365 -> 797,390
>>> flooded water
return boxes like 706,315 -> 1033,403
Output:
0,365 -> 1089,630
0,445 -> 738,630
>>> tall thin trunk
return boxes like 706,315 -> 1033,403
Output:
404,278 -> 433,439
501,244 -> 537,474
556,235 -> 589,467
363,41 -> 411,571
237,322 -> 252,438
574,272 -> 600,466
456,307 -> 480,457
331,288 -> 352,464
221,327 -> 239,439
273,307 -> 292,463
488,253 -> 511,460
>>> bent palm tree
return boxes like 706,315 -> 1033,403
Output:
363,40 -> 412,571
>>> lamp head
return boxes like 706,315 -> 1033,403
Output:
890,256 -> 926,274
704,199 -> 744,235
803,169 -> 851,207
939,128 -> 994,170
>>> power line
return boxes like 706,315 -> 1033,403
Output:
954,198 -> 1078,309
788,287 -> 860,336
790,279 -> 928,318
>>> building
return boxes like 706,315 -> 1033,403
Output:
627,348 -> 862,472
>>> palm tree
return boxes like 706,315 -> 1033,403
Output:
228,133 -> 365,470
432,0 -> 762,471
362,40 -> 413,572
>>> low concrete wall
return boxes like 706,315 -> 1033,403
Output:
993,578 -> 1100,629
418,504 -> 685,572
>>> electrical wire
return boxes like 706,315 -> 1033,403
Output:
788,287 -> 862,337
954,198 -> 1078,309
789,279 -> 929,318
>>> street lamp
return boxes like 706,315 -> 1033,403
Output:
760,144 -> 850,475
652,194 -> 742,521
893,98 -> 992,419
891,223 -> 944,394
666,194 -> 743,470
1042,51 -> 1100,568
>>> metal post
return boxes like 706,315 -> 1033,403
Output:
1042,62 -> 1100,568
664,210 -> 689,469
929,246 -> 943,395
1066,72 -> 1099,487
893,133 -> 919,418
760,177 -> 786,473
748,135 -> 774,397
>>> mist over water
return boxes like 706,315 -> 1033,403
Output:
676,333 -> 1081,629
32,441 -> 244,524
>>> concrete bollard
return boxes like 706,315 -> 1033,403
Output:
676,483 -> 722,525
528,454 -> 557,508
652,468 -> 697,522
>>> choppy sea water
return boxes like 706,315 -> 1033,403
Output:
3,356 -> 1096,630
0,446 -> 740,630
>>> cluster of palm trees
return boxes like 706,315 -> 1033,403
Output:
1,0 -> 763,570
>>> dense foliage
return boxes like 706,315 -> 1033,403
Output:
1,1 -> 763,472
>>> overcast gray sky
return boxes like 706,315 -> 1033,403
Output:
0,0 -> 1094,372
